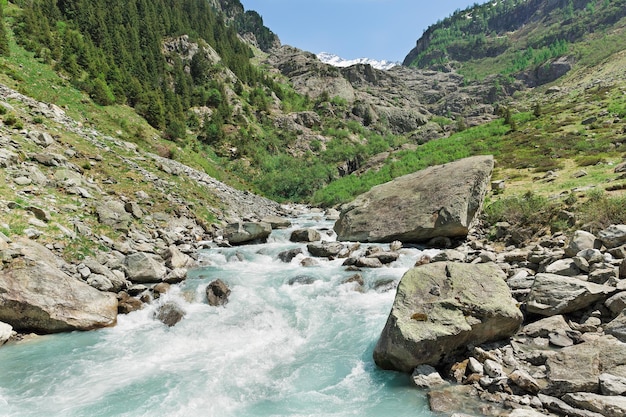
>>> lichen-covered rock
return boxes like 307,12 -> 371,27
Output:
0,239 -> 117,333
526,273 -> 616,316
373,262 -> 522,372
223,221 -> 272,245
334,155 -> 494,243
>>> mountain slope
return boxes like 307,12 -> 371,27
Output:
404,0 -> 626,83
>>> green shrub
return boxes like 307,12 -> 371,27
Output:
579,191 -> 626,229
483,191 -> 560,239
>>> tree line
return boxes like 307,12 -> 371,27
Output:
12,0 -> 269,135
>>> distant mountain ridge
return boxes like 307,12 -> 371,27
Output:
317,52 -> 400,70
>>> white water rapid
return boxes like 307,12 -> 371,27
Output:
0,212 -> 439,417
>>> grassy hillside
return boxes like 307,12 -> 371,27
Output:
0,0 -> 625,250
405,0 -> 626,80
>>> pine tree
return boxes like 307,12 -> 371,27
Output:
0,3 -> 9,57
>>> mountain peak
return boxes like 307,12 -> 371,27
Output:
317,52 -> 399,71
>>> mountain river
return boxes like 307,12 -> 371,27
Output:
0,212 -> 440,417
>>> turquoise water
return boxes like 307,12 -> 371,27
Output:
0,215 -> 437,417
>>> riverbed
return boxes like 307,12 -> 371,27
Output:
0,212 -> 439,417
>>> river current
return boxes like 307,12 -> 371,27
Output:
0,212 -> 439,417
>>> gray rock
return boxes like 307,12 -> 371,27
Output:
483,359 -> 505,378
154,301 -> 185,327
123,252 -> 167,283
431,249 -> 466,262
562,392 -> 626,417
0,239 -> 117,333
539,394 -> 604,417
588,266 -> 619,285
334,155 -> 494,243
307,241 -> 344,258
224,221 -> 272,245
355,257 -> 383,268
373,262 -> 523,372
206,279 -> 231,307
95,200 -> 133,231
508,369 -> 540,394
13,176 -> 32,186
0,321 -> 14,346
521,315 -> 571,338
411,364 -> 449,388
576,248 -> 604,264
598,225 -> 626,249
261,215 -> 291,229
526,273 -> 616,316
605,310 -> 626,342
290,228 -> 321,243
164,268 -> 187,284
86,274 -> 114,292
124,202 -> 143,219
507,409 -> 551,417
565,231 -> 597,257
278,248 -> 302,263
606,291 -> 626,316
600,373 -> 626,396
544,335 -> 626,396
544,258 -> 581,277
162,245 -> 193,269
367,251 -> 400,264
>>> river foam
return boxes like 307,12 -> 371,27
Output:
0,214 -> 437,417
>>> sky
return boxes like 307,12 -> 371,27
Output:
239,0 -> 484,62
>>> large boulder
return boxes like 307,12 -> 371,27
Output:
373,262 -> 523,372
0,239 -> 117,333
526,273 -> 616,316
334,155 -> 494,243
223,221 -> 272,245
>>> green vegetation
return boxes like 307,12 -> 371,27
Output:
408,0 -> 626,80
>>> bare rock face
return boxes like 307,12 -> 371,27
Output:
373,262 -> 522,372
334,155 -> 494,243
0,239 -> 117,333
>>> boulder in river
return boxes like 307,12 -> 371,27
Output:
334,155 -> 494,243
223,221 -> 272,245
154,301 -> 185,327
206,279 -> 231,307
373,261 -> 522,372
290,228 -> 321,243
0,239 -> 118,333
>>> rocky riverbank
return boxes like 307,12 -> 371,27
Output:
375,224 -> 626,417
0,81 -> 285,341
